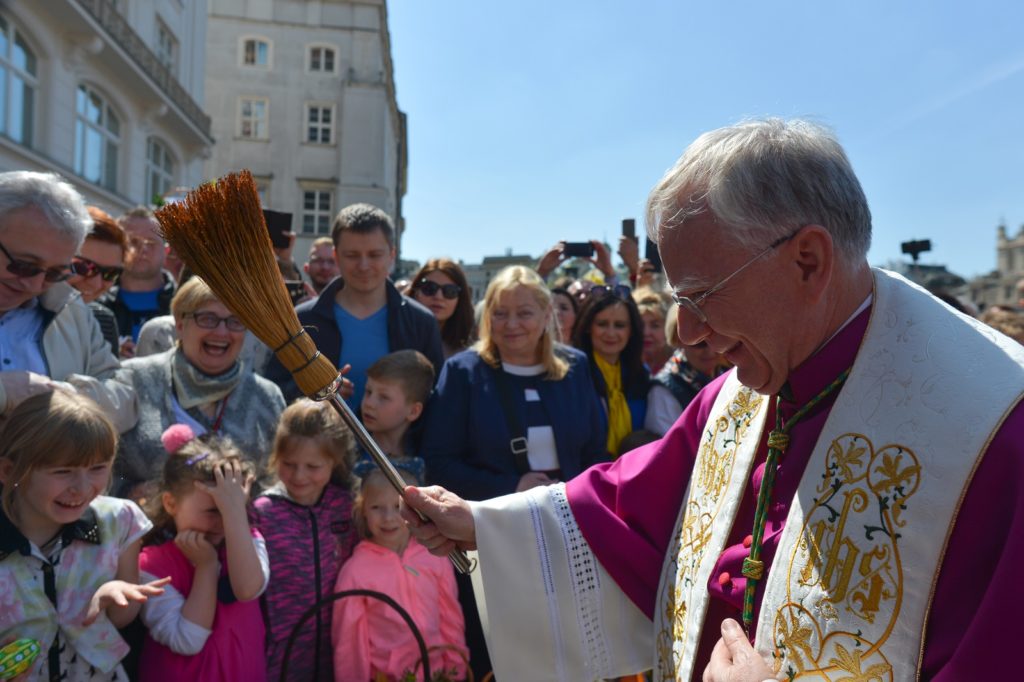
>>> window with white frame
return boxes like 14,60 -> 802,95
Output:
305,103 -> 334,144
241,37 -> 271,67
309,46 -> 336,73
156,20 -> 177,76
238,97 -> 268,139
301,189 -> 333,235
146,137 -> 174,204
74,84 -> 120,190
0,14 -> 37,146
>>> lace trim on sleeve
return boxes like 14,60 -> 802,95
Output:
550,483 -> 612,675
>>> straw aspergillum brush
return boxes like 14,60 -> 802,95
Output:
156,170 -> 474,574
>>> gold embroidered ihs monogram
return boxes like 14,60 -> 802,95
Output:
656,387 -> 763,680
769,433 -> 920,680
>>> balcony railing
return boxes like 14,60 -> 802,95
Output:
72,0 -> 212,139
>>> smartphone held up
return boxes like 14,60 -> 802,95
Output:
562,241 -> 595,258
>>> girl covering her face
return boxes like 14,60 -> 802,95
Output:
137,426 -> 269,682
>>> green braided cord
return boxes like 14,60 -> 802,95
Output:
741,367 -> 852,630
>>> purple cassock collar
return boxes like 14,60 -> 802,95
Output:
565,301 -> 874,618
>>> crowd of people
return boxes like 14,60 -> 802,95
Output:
0,168 -> 733,682
3,116 -> 1023,682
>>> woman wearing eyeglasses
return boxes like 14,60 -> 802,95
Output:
66,207 -> 126,354
409,258 -> 475,359
572,287 -> 650,457
111,277 -> 285,500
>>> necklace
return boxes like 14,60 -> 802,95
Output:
741,367 -> 851,631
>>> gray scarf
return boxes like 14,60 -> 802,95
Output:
171,348 -> 244,409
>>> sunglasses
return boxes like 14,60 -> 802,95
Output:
589,284 -> 632,300
184,311 -> 246,332
417,279 -> 461,300
0,239 -> 71,282
71,256 -> 123,283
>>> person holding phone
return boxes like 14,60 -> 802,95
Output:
536,239 -> 619,286
404,119 -> 1024,682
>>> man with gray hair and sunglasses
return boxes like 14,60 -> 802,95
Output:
0,171 -> 135,431
404,119 -> 1024,680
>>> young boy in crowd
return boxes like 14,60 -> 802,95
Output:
358,349 -> 435,483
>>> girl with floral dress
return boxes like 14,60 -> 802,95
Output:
0,391 -> 167,681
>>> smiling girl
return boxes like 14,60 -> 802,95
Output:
331,468 -> 467,682
254,400 -> 357,681
0,391 -> 167,681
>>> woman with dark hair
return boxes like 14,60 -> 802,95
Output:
572,286 -> 649,457
409,258 -> 475,358
550,287 -> 578,345
67,206 -> 127,354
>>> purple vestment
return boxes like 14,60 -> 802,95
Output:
567,305 -> 1024,679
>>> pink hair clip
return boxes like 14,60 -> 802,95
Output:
161,423 -> 197,454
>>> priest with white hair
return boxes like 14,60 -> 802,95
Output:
405,118 -> 1024,682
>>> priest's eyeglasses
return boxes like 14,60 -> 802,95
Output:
670,230 -> 797,326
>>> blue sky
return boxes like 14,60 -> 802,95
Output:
388,1 -> 1024,279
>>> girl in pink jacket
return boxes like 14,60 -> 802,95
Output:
332,468 -> 467,681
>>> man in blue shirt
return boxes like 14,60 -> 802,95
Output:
266,203 -> 443,405
0,171 -> 135,431
98,207 -> 175,355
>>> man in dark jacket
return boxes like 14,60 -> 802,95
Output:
265,203 -> 442,403
97,206 -> 175,354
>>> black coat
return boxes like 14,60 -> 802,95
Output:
264,277 -> 444,401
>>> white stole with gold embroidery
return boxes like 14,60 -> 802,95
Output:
654,269 -> 1024,681
653,376 -> 769,681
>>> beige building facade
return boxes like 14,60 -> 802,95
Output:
203,0 -> 407,264
0,0 -> 213,213
967,224 -> 1024,310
